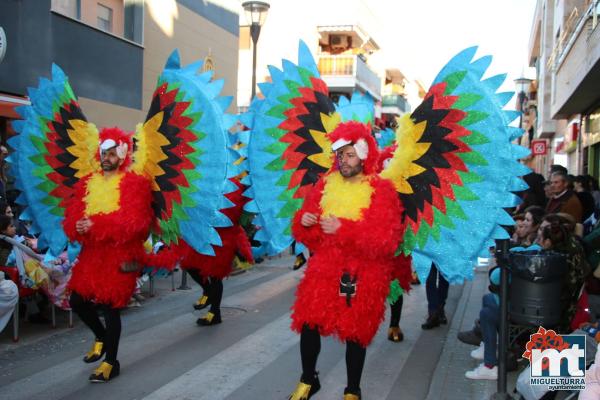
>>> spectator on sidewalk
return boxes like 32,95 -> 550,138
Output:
547,164 -> 568,178
514,172 -> 547,213
0,270 -> 18,332
0,146 -> 8,202
520,206 -> 545,247
0,215 -> 50,323
510,214 -> 526,246
421,263 -> 449,330
537,214 -> 590,333
0,201 -> 34,241
546,171 -> 583,223
543,180 -> 553,203
465,267 -> 501,380
574,175 -> 596,225
459,207 -> 546,348
588,175 -> 600,217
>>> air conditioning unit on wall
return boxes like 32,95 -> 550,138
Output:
330,34 -> 349,50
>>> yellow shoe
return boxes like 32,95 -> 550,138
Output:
89,360 -> 120,383
288,374 -> 320,400
83,340 -> 105,363
193,295 -> 209,310
292,254 -> 307,270
343,388 -> 361,399
196,311 -> 222,326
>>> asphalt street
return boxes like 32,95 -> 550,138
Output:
0,255 -> 463,400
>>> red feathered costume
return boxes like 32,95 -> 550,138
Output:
174,177 -> 253,325
176,178 -> 253,279
290,122 -> 404,347
63,127 -> 154,381
378,144 -> 413,293
64,128 -> 153,308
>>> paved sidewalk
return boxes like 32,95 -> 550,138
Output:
427,261 -> 521,400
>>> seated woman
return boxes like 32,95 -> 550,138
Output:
520,206 -> 545,247
464,267 -> 502,380
0,215 -> 51,323
510,213 -> 526,246
537,213 -> 591,333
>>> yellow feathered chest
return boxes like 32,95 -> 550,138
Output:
320,172 -> 374,221
84,172 -> 123,216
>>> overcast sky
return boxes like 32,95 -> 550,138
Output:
367,0 -> 538,89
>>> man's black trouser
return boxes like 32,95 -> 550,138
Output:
186,269 -> 223,316
390,294 -> 403,327
69,291 -> 121,363
426,264 -> 449,313
300,324 -> 366,392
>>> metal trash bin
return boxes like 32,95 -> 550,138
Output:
508,250 -> 568,327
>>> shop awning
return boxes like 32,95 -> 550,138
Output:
0,94 -> 29,119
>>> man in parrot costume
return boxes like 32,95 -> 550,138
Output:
243,42 -> 530,399
63,127 -> 154,381
289,121 -> 404,399
177,176 -> 254,326
9,51 -> 242,382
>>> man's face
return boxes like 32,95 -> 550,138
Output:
336,145 -> 363,178
101,147 -> 122,172
549,174 -> 568,195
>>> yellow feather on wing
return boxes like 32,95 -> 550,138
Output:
380,114 -> 430,194
304,112 -> 339,170
307,128 -> 333,169
131,112 -> 170,190
66,120 -> 100,177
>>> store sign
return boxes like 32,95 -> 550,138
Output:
531,139 -> 547,155
564,122 -> 579,153
584,109 -> 600,147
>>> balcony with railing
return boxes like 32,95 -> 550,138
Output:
382,94 -> 410,114
317,54 -> 381,100
550,0 -> 600,117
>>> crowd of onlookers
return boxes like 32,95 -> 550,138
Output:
458,164 -> 600,399
0,142 -> 81,332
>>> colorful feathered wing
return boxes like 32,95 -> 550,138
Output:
243,41 -> 378,256
9,51 -> 239,259
381,47 -> 530,283
130,50 -> 239,256
376,127 -> 396,149
9,65 -> 100,258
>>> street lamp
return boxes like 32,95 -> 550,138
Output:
513,76 -> 533,145
514,77 -> 532,121
242,1 -> 270,100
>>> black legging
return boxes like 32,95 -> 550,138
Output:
69,291 -> 121,363
300,325 -> 366,392
186,269 -> 223,316
345,340 -> 366,392
300,324 -> 321,380
389,295 -> 403,328
187,269 -> 210,294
